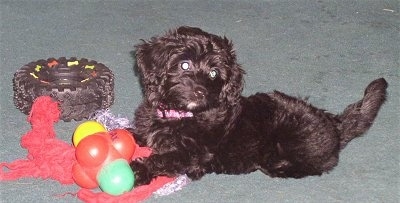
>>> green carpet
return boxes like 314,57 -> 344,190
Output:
1,0 -> 398,202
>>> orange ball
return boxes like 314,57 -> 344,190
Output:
75,133 -> 109,167
109,129 -> 136,161
72,163 -> 98,189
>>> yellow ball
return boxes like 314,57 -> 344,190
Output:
73,121 -> 107,147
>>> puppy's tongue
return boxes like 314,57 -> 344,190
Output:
157,108 -> 193,119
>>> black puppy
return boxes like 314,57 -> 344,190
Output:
128,26 -> 387,186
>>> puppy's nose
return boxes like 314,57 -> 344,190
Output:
194,87 -> 206,99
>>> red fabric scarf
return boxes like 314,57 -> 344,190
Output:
0,96 -> 174,202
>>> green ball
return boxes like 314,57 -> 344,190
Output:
97,159 -> 135,195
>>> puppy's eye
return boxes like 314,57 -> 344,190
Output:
209,69 -> 219,79
180,61 -> 190,70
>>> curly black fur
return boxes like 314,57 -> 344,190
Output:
128,26 -> 388,186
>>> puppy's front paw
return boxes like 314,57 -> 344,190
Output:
130,158 -> 153,186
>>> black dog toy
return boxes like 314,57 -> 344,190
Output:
13,57 -> 114,121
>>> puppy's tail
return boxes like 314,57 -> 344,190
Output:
337,78 -> 388,149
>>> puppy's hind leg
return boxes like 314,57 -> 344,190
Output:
258,91 -> 341,178
258,145 -> 336,179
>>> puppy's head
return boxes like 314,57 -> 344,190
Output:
135,26 -> 244,113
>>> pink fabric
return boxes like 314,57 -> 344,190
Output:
0,96 -> 75,183
157,109 -> 193,119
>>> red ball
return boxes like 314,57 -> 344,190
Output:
72,163 -> 98,189
109,129 -> 136,161
75,133 -> 109,167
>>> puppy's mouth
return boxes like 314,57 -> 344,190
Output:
158,83 -> 212,118
159,93 -> 208,114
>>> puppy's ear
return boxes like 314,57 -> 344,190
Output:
135,41 -> 160,78
219,61 -> 245,135
220,62 -> 245,106
135,40 -> 166,104
218,39 -> 245,106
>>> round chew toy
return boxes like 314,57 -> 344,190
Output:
13,57 -> 114,121
72,121 -> 136,195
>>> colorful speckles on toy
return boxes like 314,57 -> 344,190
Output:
29,72 -> 39,79
47,60 -> 59,67
85,65 -> 95,69
67,60 -> 79,66
35,65 -> 42,72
